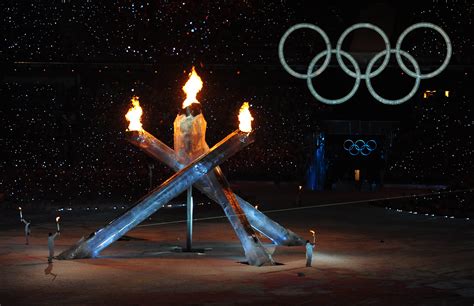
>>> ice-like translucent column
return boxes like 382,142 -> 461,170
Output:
57,130 -> 254,260
126,130 -> 304,246
173,109 -> 273,265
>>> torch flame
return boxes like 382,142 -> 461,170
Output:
310,230 -> 315,234
125,96 -> 143,131
19,207 -> 22,210
56,216 -> 60,222
182,66 -> 203,108
238,102 -> 253,133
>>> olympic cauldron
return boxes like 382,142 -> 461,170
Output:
58,68 -> 304,266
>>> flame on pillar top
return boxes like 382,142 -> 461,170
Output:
310,230 -> 315,234
56,216 -> 60,222
182,66 -> 203,108
238,102 -> 253,133
125,96 -> 143,131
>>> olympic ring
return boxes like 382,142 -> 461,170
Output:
279,22 -> 452,105
366,49 -> 421,105
307,50 -> 361,105
336,23 -> 391,79
395,22 -> 452,79
343,139 -> 377,156
278,23 -> 331,79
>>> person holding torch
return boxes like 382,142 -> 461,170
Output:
305,230 -> 316,267
19,207 -> 31,245
21,218 -> 31,245
48,217 -> 61,263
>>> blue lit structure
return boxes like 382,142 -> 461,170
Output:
343,139 -> 377,156
306,133 -> 326,191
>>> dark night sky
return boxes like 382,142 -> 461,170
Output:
0,1 -> 472,203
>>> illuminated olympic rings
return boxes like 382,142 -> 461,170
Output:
343,139 -> 377,156
278,23 -> 452,105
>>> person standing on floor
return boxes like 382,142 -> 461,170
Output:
21,219 -> 31,245
305,240 -> 315,267
48,231 -> 60,263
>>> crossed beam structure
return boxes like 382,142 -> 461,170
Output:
58,130 -> 268,264
127,129 -> 304,251
128,104 -> 304,266
58,128 -> 303,266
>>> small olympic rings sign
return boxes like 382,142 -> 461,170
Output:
343,139 -> 377,156
278,23 -> 452,105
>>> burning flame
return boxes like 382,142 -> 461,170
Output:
125,96 -> 143,131
238,102 -> 253,133
182,66 -> 203,108
56,216 -> 60,222
310,230 -> 315,235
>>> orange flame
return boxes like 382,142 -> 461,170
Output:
56,216 -> 60,222
238,102 -> 253,133
310,230 -> 315,235
125,96 -> 143,131
182,67 -> 203,108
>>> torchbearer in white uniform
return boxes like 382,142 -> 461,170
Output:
48,231 -> 60,263
305,240 -> 315,267
21,219 -> 31,245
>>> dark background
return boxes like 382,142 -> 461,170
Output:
0,1 -> 472,203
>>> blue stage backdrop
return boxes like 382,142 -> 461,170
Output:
306,132 -> 327,191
